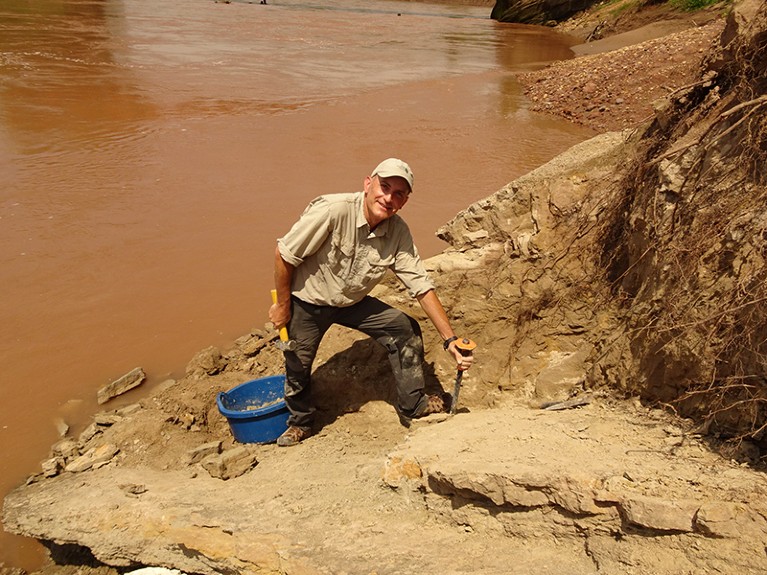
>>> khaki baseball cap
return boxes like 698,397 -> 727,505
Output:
371,158 -> 414,192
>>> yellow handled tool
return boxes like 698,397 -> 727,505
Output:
271,289 -> 296,351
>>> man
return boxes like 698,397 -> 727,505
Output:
269,158 -> 474,447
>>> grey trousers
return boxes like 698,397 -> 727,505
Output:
282,295 -> 427,429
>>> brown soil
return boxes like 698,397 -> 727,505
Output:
517,3 -> 728,132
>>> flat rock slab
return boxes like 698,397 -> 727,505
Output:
388,405 -> 767,527
385,404 -> 767,573
4,402 -> 767,575
97,367 -> 146,405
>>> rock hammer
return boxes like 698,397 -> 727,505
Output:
450,338 -> 477,415
270,289 -> 296,352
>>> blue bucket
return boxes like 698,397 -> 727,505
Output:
216,375 -> 290,444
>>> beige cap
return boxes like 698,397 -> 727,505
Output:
371,158 -> 414,192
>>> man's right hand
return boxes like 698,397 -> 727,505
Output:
269,301 -> 291,332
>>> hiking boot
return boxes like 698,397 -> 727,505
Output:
276,426 -> 311,447
398,393 -> 452,427
416,393 -> 451,417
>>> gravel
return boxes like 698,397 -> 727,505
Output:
517,19 -> 726,132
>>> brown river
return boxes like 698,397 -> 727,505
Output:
0,0 -> 594,568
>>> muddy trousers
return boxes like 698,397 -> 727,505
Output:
282,295 -> 428,430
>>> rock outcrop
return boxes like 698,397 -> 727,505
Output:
5,396 -> 767,574
491,0 -> 596,24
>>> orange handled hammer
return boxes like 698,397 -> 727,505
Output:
451,338 -> 476,415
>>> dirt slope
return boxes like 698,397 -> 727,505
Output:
518,18 -> 725,132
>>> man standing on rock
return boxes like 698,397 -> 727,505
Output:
269,158 -> 474,447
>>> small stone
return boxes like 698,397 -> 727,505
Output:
41,457 -> 63,478
621,495 -> 698,532
78,422 -> 101,444
117,403 -> 142,416
97,367 -> 146,405
186,441 -> 222,465
94,413 -> 123,426
119,483 -> 148,496
382,456 -> 423,488
185,347 -> 225,378
51,438 -> 79,460
65,444 -> 120,473
201,446 -> 257,480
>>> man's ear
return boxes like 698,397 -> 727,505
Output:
363,175 -> 373,193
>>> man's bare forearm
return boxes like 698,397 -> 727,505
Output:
417,289 -> 474,371
416,289 -> 455,342
270,245 -> 295,329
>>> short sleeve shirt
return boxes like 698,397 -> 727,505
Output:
277,192 -> 435,307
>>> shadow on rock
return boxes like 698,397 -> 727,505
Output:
309,337 -> 445,431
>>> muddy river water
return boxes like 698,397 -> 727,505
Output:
0,0 -> 594,567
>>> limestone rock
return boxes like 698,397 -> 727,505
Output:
201,446 -> 257,480
41,457 -> 63,478
97,367 -> 146,405
94,412 -> 123,426
620,495 -> 698,532
237,332 -> 268,356
186,441 -> 222,466
185,346 -> 225,378
51,437 -> 79,460
64,443 -> 119,473
695,501 -> 767,538
534,346 -> 592,400
53,417 -> 69,437
78,422 -> 101,444
386,406 -> 767,557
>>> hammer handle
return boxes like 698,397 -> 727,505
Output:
270,289 -> 290,342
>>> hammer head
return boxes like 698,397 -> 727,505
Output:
274,338 -> 296,352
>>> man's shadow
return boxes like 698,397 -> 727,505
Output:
308,337 -> 446,431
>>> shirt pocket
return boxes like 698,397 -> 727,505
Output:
367,251 -> 395,269
365,251 -> 395,284
326,232 -> 355,278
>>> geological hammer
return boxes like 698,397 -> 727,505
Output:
270,289 -> 296,352
450,338 -> 477,415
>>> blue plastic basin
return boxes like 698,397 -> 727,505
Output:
216,375 -> 289,444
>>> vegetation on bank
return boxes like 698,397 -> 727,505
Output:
672,0 -> 723,11
590,0 -> 766,454
500,0 -> 763,459
491,0 -> 733,25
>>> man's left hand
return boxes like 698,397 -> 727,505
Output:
447,339 -> 475,371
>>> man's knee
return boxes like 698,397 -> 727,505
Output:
403,313 -> 422,339
380,317 -> 423,358
386,311 -> 422,342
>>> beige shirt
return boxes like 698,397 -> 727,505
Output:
277,192 -> 434,307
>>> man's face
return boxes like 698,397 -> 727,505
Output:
363,174 -> 410,229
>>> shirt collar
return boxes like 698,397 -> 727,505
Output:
356,191 -> 389,238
